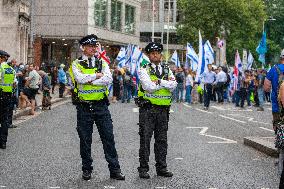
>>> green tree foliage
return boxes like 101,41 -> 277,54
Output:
177,0 -> 267,65
263,0 -> 283,63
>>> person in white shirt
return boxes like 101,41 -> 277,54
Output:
185,69 -> 194,104
215,66 -> 227,103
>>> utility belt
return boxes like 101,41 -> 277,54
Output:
135,97 -> 170,110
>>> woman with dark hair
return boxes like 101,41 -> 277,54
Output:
112,67 -> 121,103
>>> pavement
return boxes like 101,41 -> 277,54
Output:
3,99 -> 280,188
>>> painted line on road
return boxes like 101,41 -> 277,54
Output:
218,115 -> 246,124
174,158 -> 184,160
211,106 -> 226,110
186,127 -> 237,144
170,109 -> 174,113
227,114 -> 270,125
195,108 -> 213,114
132,108 -> 139,113
259,127 -> 274,132
183,103 -> 192,108
49,187 -> 60,189
104,186 -> 115,189
0,186 -> 7,188
155,187 -> 167,189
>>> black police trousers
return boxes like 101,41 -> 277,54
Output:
0,93 -> 12,143
76,103 -> 121,173
204,84 -> 213,108
138,105 -> 169,173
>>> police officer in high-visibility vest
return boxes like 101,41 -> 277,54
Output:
70,34 -> 125,181
137,42 -> 177,179
0,50 -> 16,149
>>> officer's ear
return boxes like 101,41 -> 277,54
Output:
80,45 -> 85,51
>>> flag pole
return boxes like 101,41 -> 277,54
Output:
166,0 -> 170,64
152,0 -> 155,42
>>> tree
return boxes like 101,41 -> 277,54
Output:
177,0 -> 267,65
263,0 -> 284,63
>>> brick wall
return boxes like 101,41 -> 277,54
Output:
33,37 -> 42,67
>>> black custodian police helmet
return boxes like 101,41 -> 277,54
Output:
0,50 -> 10,58
145,42 -> 163,53
79,34 -> 98,46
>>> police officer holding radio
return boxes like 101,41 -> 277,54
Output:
69,34 -> 125,181
137,42 -> 177,179
0,50 -> 16,149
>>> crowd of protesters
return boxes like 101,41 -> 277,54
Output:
108,62 -> 271,111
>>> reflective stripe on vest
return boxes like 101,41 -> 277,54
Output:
139,65 -> 172,106
71,59 -> 108,101
0,62 -> 15,93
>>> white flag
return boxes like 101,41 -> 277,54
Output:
170,50 -> 180,67
116,47 -> 126,68
247,51 -> 254,70
186,43 -> 199,71
204,40 -> 215,65
130,46 -> 143,75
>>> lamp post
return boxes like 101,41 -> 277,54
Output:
263,17 -> 276,32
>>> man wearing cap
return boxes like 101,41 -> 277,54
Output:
137,42 -> 177,179
264,49 -> 284,188
0,50 -> 17,149
199,63 -> 216,110
69,34 -> 125,181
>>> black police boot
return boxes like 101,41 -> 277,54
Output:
82,170 -> 92,180
110,172 -> 125,180
157,170 -> 173,177
0,142 -> 6,149
139,171 -> 150,179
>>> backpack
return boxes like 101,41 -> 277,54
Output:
176,72 -> 184,83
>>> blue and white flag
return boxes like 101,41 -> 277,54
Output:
186,43 -> 199,71
256,31 -> 267,65
171,50 -> 180,67
116,47 -> 126,68
195,30 -> 206,82
247,51 -> 254,70
130,46 -> 143,76
204,40 -> 215,65
125,44 -> 135,66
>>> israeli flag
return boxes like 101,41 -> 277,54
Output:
186,43 -> 199,71
130,46 -> 143,76
171,50 -> 180,67
195,30 -> 205,82
116,47 -> 126,68
204,40 -> 215,65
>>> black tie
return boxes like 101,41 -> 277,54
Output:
88,58 -> 92,68
155,66 -> 160,77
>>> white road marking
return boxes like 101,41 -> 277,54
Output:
211,106 -> 226,110
227,114 -> 270,125
104,186 -> 115,189
259,127 -> 274,132
174,158 -> 184,160
186,127 -> 209,135
155,187 -> 167,189
183,103 -> 192,108
49,187 -> 60,189
219,115 -> 246,124
0,186 -> 7,188
195,108 -> 213,114
186,127 -> 237,144
170,109 -> 174,113
132,108 -> 139,113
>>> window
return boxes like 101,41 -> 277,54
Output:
111,0 -> 122,31
125,5 -> 135,34
94,0 -> 107,28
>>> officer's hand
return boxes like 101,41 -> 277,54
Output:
96,73 -> 104,79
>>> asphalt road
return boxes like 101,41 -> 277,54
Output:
0,100 -> 279,189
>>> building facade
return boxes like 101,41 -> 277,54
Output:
33,0 -> 140,68
139,0 -> 183,52
0,0 -> 30,64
